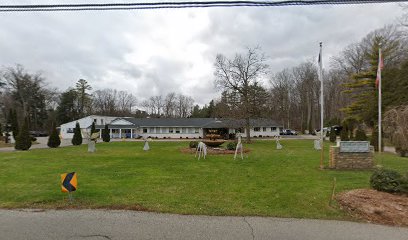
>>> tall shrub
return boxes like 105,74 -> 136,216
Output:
91,121 -> 97,134
340,127 -> 349,141
10,109 -> 19,139
354,128 -> 368,141
329,129 -> 337,143
47,122 -> 61,148
102,124 -> 110,142
72,122 -> 83,145
14,118 -> 31,151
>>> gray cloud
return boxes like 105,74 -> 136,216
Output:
0,1 -> 404,106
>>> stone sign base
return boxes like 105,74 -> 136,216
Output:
329,146 -> 374,169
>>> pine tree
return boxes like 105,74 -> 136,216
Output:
340,127 -> 349,141
47,122 -> 61,148
9,109 -> 19,139
72,122 -> 83,145
102,124 -> 110,142
329,129 -> 337,143
354,128 -> 368,141
14,118 -> 32,151
91,121 -> 97,134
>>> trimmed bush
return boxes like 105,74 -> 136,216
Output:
370,169 -> 401,193
72,122 -> 83,146
329,129 -> 336,143
14,118 -> 32,151
398,172 -> 408,193
47,122 -> 61,148
189,141 -> 198,149
226,141 -> 237,150
102,124 -> 110,142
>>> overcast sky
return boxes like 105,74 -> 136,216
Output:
0,1 -> 405,105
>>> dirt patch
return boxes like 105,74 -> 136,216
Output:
180,147 -> 250,155
336,189 -> 408,227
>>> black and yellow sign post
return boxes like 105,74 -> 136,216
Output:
61,172 -> 77,202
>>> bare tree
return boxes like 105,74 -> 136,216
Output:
214,47 -> 269,142
175,94 -> 194,118
117,91 -> 137,115
163,92 -> 177,117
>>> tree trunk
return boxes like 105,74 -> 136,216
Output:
245,117 -> 251,143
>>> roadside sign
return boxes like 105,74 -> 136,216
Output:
61,172 -> 77,193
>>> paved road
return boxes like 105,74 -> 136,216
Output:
0,209 -> 407,240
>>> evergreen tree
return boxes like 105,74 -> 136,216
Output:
354,128 -> 368,141
340,127 -> 349,141
47,122 -> 61,148
329,129 -> 337,143
102,124 -> 110,142
9,109 -> 19,139
91,121 -> 97,134
14,118 -> 32,151
72,122 -> 83,145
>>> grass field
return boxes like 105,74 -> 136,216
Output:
0,140 -> 407,220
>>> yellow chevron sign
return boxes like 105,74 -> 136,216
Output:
61,172 -> 77,193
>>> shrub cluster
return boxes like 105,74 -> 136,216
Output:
189,141 -> 198,148
370,169 -> 408,193
226,141 -> 237,150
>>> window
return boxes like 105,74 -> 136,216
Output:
169,128 -> 174,133
194,128 -> 199,134
272,127 -> 277,131
254,127 -> 261,132
150,127 -> 155,133
67,128 -> 74,133
94,119 -> 97,123
182,128 -> 187,134
175,128 -> 180,133
263,127 -> 267,132
143,128 -> 148,133
101,119 -> 104,125
188,128 -> 194,134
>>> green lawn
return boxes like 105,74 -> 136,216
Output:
0,140 -> 407,220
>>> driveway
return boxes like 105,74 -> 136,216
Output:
0,209 -> 407,240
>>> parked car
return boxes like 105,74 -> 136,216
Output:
29,130 -> 49,137
313,126 -> 342,135
280,129 -> 297,135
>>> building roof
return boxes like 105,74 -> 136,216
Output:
95,117 -> 282,129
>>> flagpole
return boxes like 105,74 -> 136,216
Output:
319,42 -> 324,169
378,47 -> 382,154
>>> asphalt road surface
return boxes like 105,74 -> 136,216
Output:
0,209 -> 407,240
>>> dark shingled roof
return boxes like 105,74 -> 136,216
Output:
95,118 -> 282,129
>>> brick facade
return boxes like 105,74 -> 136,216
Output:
329,146 -> 374,169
